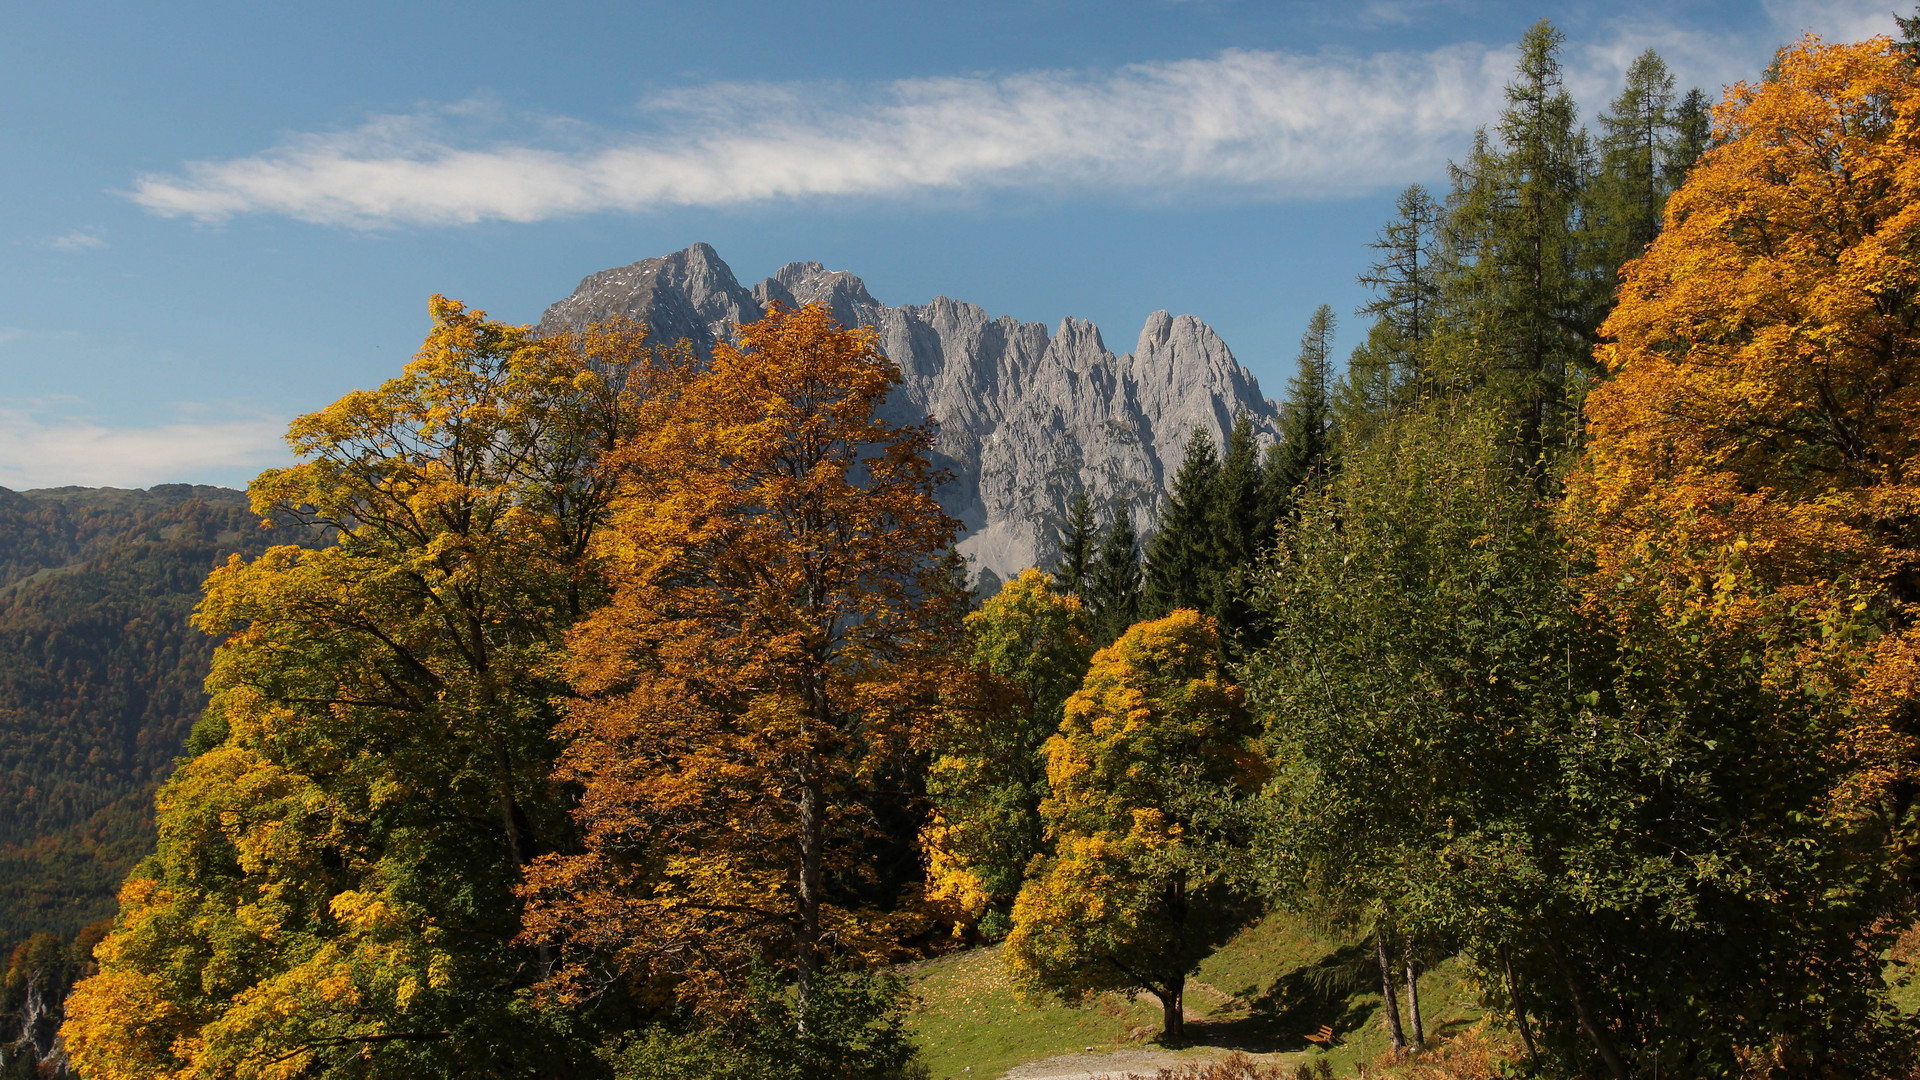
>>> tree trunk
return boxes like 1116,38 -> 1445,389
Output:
1504,947 -> 1541,1072
1376,933 -> 1406,1056
1543,927 -> 1628,1080
795,772 -> 825,1034
1404,946 -> 1425,1052
1160,977 -> 1185,1044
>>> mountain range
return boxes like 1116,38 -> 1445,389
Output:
540,243 -> 1282,585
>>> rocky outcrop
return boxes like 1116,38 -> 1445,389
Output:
540,244 -> 1281,584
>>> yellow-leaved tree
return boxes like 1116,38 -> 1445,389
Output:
61,300 -> 660,1080
1004,609 -> 1266,1043
519,302 -> 962,1026
1570,32 -> 1920,821
923,569 -> 1092,938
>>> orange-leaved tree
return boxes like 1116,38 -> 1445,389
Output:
1570,32 -> 1920,822
1004,609 -> 1265,1043
519,302 -> 962,1025
60,300 -> 663,1079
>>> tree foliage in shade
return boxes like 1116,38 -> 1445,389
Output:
61,299 -> 657,1080
1004,610 -> 1265,1044
518,302 -> 961,1027
923,569 -> 1092,939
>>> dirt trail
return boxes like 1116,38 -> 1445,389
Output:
999,1046 -> 1294,1080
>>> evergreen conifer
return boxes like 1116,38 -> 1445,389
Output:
1086,504 -> 1141,644
1143,429 -> 1221,619
1054,489 -> 1097,596
1263,306 -> 1336,525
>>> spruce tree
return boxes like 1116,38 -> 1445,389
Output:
1143,428 -> 1221,619
1086,504 -> 1141,645
1209,414 -> 1265,647
1263,306 -> 1335,525
1055,489 -> 1097,596
1588,51 -> 1675,284
1665,87 -> 1712,184
1214,413 -> 1263,568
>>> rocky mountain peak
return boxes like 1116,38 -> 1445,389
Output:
539,245 -> 1279,584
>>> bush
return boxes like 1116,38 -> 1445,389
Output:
606,966 -> 928,1080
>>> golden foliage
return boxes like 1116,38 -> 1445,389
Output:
520,302 -> 962,1018
1571,33 -> 1920,813
1005,610 -> 1265,1037
61,299 -> 655,1079
923,568 -> 1092,930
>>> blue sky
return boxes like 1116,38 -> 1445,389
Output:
0,0 -> 1899,489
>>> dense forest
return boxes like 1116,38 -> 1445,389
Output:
12,17 -> 1920,1080
0,486 -> 317,940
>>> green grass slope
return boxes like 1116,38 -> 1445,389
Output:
907,911 -> 1488,1079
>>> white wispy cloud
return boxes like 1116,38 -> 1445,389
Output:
46,228 -> 107,252
124,3 -> 1907,231
130,45 -> 1517,228
0,411 -> 288,490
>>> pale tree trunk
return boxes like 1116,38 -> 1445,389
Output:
1377,933 -> 1406,1056
1404,944 -> 1425,1052
795,772 -> 825,1035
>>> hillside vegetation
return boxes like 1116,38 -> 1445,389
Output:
0,485 -> 316,939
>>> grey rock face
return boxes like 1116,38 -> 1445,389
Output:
540,245 -> 1281,583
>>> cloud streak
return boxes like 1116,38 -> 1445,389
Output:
126,2 -> 1905,231
0,411 -> 288,490
131,45 -> 1517,228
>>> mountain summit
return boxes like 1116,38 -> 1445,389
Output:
541,244 -> 1280,584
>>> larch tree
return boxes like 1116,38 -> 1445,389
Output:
517,302 -> 962,1028
923,569 -> 1093,939
1004,610 -> 1265,1043
1441,20 -> 1591,464
61,301 -> 659,1080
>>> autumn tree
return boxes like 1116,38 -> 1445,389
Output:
923,569 -> 1093,938
1005,610 -> 1265,1043
519,302 -> 960,1029
61,301 -> 658,1080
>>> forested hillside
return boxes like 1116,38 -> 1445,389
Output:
0,486 -> 317,940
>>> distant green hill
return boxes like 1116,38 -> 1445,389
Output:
0,485 -> 317,942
